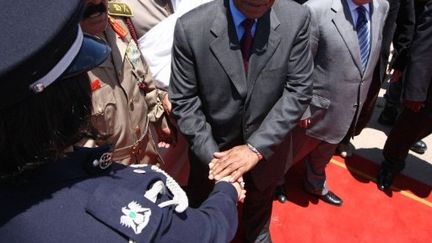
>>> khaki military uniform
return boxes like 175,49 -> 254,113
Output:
85,8 -> 166,165
123,0 -> 173,38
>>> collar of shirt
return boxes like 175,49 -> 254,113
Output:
229,0 -> 257,41
346,0 -> 371,26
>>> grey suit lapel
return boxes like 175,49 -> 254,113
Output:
331,0 -> 363,74
246,9 -> 281,100
209,4 -> 247,98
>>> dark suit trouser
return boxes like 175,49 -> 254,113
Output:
242,174 -> 275,243
382,108 -> 432,172
186,153 -> 276,243
291,127 -> 338,195
186,152 -> 215,208
384,79 -> 403,106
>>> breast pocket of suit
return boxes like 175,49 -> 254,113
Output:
309,94 -> 331,126
91,83 -> 118,137
260,66 -> 286,80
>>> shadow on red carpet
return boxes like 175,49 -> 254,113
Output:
232,155 -> 432,243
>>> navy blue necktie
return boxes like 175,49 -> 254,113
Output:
356,6 -> 370,72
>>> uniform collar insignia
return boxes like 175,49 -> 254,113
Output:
75,145 -> 113,175
92,151 -> 112,170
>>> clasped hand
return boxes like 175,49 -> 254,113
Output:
218,176 -> 246,202
208,145 -> 260,182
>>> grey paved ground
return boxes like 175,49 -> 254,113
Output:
350,88 -> 432,186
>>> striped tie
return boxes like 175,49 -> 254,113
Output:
356,6 -> 370,72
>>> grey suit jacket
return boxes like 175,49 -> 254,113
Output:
169,0 -> 313,190
303,0 -> 389,144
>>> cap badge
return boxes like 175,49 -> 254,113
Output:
120,201 -> 151,235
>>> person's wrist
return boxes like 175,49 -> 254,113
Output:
247,143 -> 263,160
231,180 -> 244,199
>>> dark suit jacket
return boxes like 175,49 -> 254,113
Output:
169,0 -> 313,190
385,0 -> 416,75
404,0 -> 432,114
354,0 -> 415,135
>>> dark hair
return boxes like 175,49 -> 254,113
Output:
0,73 -> 96,175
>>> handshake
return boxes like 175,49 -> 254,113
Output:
208,144 -> 263,201
216,175 -> 246,202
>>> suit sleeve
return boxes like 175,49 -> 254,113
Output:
404,2 -> 432,102
391,0 -> 416,71
299,3 -> 321,120
169,18 -> 219,164
159,182 -> 239,243
305,3 -> 320,59
247,10 -> 314,159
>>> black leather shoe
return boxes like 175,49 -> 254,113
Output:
377,167 -> 394,191
337,141 -> 353,158
409,140 -> 427,154
378,105 -> 398,126
275,185 -> 288,203
319,191 -> 343,206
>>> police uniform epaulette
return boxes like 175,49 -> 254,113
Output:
108,2 -> 133,17
86,176 -> 163,242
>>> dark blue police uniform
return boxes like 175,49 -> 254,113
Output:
0,146 -> 238,242
0,0 -> 239,242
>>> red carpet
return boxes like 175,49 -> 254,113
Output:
234,155 -> 432,243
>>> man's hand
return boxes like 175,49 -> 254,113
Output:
155,94 -> 178,148
298,118 -> 311,128
208,145 -> 260,182
154,117 -> 177,148
404,100 -> 424,112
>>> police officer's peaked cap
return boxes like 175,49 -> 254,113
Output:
0,0 -> 111,109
